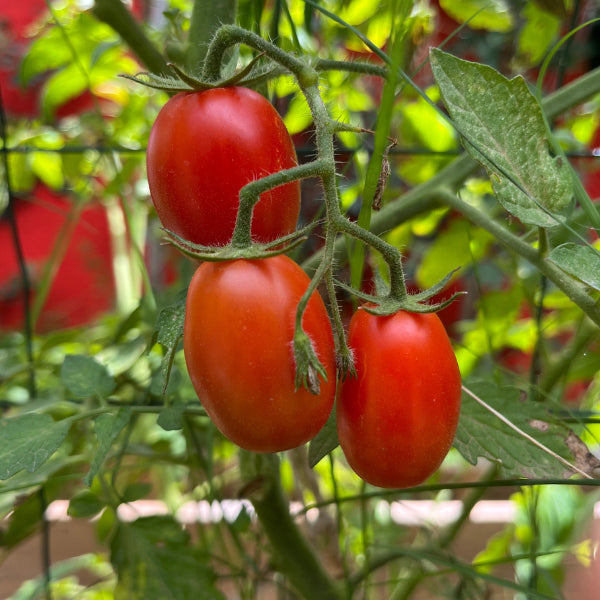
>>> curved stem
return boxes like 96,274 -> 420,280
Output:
334,216 -> 408,301
232,160 -> 328,248
202,24 -> 308,83
316,58 -> 387,78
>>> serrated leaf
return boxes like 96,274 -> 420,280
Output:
156,296 -> 186,350
454,381 -> 574,478
308,408 -> 338,468
61,354 -> 116,399
84,408 -> 132,486
430,48 -> 573,227
548,243 -> 600,291
153,296 -> 186,394
0,414 -> 71,479
111,516 -> 225,600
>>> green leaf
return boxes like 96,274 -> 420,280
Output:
339,0 -> 380,25
20,27 -> 74,84
283,91 -> 313,136
68,489 -> 105,519
6,554 -> 114,600
61,354 -> 116,399
0,414 -> 71,479
402,94 -> 457,153
430,48 -> 573,227
122,482 -> 152,503
153,296 -> 186,394
110,516 -> 225,600
308,409 -> 338,468
84,408 -> 132,486
548,243 -> 600,291
157,399 -> 186,431
156,296 -> 186,351
8,152 -> 36,192
40,64 -> 89,120
454,381 -> 575,478
439,0 -> 514,32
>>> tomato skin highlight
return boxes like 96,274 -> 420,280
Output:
337,308 -> 461,488
183,255 -> 336,453
146,87 -> 301,246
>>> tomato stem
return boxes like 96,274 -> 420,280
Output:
231,161 -> 328,249
324,267 -> 356,377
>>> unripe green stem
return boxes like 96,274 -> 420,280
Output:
203,24 -> 307,82
334,216 -> 408,301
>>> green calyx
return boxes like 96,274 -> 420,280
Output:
162,222 -> 318,262
336,268 -> 466,316
121,52 -> 286,93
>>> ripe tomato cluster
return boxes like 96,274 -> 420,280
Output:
148,86 -> 461,487
148,86 -> 333,453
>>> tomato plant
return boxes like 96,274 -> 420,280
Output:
5,2 -> 600,599
183,254 -> 336,453
146,86 -> 301,246
337,307 -> 462,488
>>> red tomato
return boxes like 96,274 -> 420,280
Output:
337,308 -> 461,488
183,255 -> 336,453
146,87 -> 301,247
